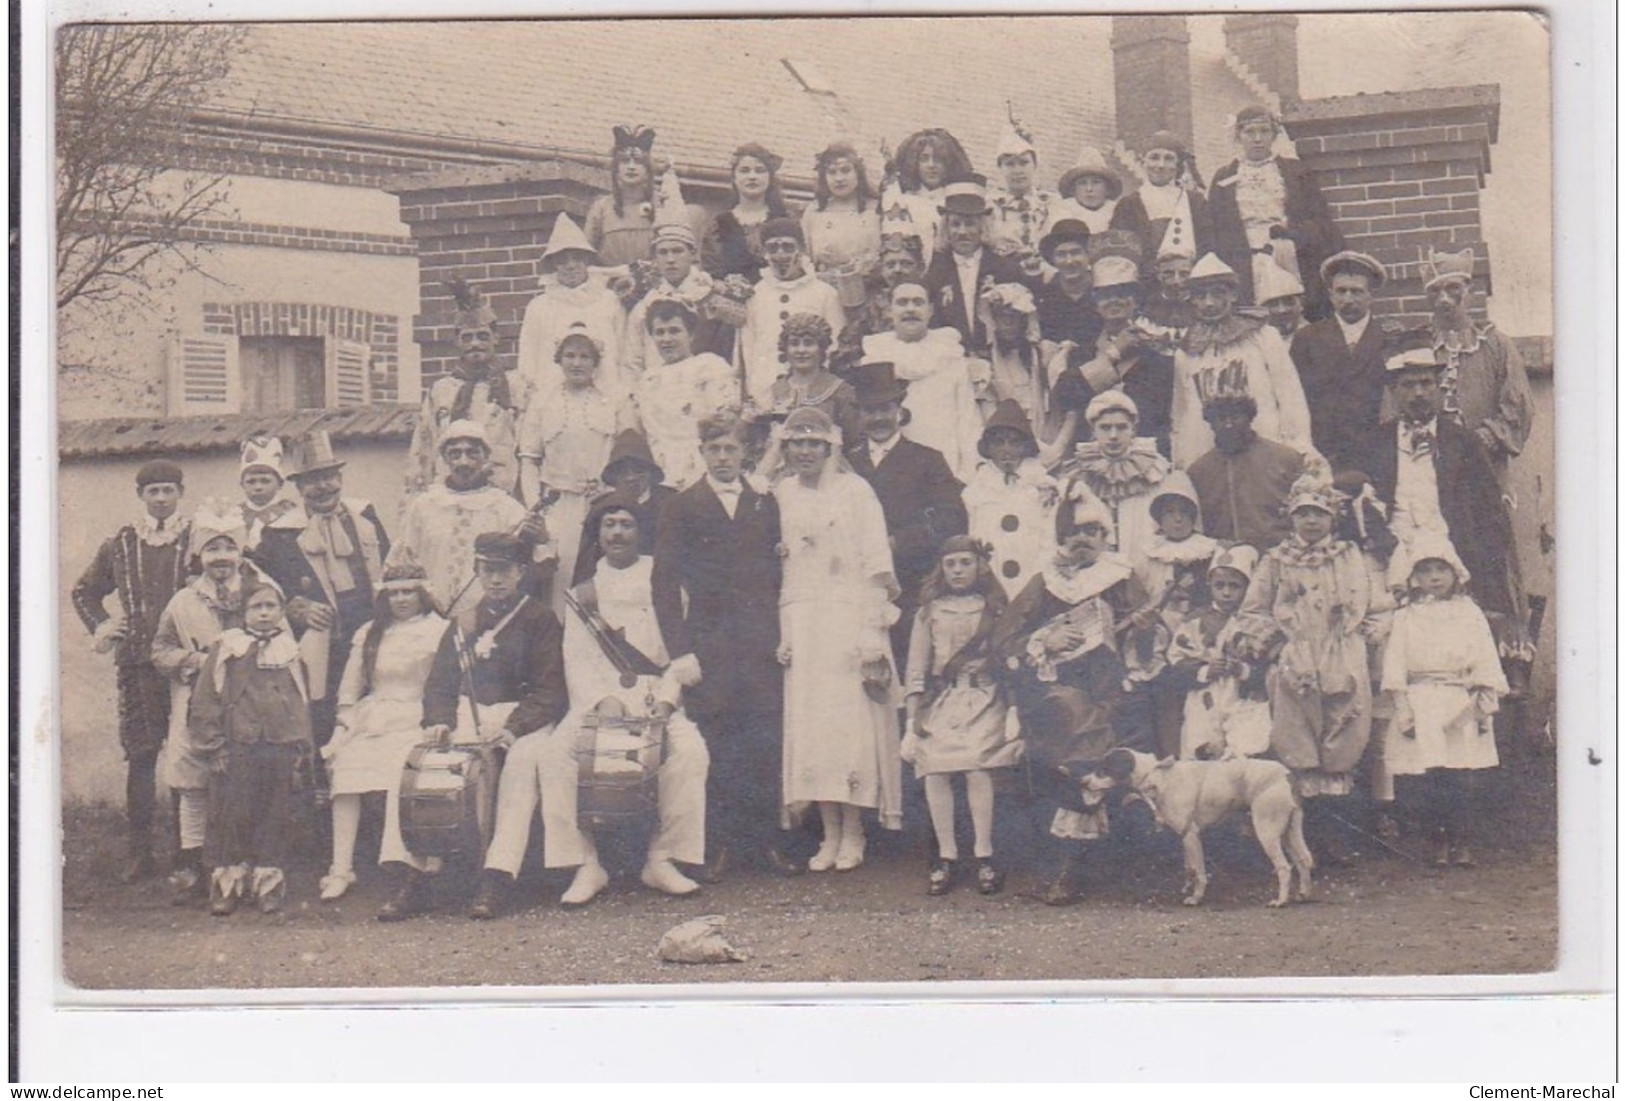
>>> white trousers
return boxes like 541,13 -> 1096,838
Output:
481,726 -> 555,876
536,712 -> 709,869
380,700 -> 516,872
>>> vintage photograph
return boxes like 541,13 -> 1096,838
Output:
52,10 -> 1561,993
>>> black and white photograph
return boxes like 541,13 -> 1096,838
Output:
19,0 -> 1615,1082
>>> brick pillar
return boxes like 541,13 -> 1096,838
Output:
1282,85 -> 1500,329
1111,15 -> 1193,156
1223,14 -> 1300,106
388,160 -> 607,386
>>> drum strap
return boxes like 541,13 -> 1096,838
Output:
564,583 -> 666,679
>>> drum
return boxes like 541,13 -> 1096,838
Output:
574,699 -> 666,827
399,741 -> 497,859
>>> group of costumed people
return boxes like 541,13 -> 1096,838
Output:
73,107 -> 1538,915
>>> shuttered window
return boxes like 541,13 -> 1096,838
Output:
328,338 -> 371,408
166,334 -> 241,415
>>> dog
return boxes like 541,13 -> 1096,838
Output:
1084,748 -> 1314,908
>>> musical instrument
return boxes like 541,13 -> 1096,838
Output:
398,741 -> 497,858
573,698 -> 667,827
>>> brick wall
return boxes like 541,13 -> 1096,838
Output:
1223,14 -> 1300,106
173,123 -> 496,189
1282,85 -> 1500,329
1111,15 -> 1194,156
390,158 -> 738,387
201,300 -> 402,401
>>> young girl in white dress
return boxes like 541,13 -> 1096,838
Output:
318,563 -> 447,900
775,406 -> 903,872
902,536 -> 1023,896
1378,534 -> 1508,868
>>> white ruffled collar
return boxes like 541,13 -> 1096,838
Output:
1042,552 -> 1133,605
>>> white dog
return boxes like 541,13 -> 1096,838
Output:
1085,748 -> 1314,907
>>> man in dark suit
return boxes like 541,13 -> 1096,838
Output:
921,173 -> 1032,356
1349,336 -> 1527,663
652,412 -> 793,880
842,361 -> 968,669
249,429 -> 391,755
1291,251 -> 1393,472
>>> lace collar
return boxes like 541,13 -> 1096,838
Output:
134,514 -> 185,548
1144,533 -> 1220,565
1180,314 -> 1264,356
1041,552 -> 1133,605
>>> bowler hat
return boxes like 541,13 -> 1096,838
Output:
1038,219 -> 1091,265
848,361 -> 910,406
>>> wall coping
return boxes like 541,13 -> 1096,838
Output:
1283,84 -> 1500,141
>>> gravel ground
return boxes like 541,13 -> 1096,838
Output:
61,752 -> 1560,992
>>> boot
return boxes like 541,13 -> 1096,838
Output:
468,869 -> 511,920
168,848 -> 206,906
252,867 -> 287,914
209,864 -> 248,917
1040,845 -> 1086,906
376,866 -> 431,923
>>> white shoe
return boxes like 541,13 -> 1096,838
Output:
835,833 -> 866,872
640,858 -> 700,897
560,860 -> 610,907
319,870 -> 356,901
808,839 -> 840,872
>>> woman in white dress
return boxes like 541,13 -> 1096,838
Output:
632,297 -> 740,490
318,563 -> 447,900
517,321 -> 635,614
776,406 -> 903,871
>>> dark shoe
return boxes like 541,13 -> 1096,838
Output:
1040,852 -> 1084,906
168,865 -> 206,907
697,846 -> 730,885
763,847 -> 804,878
376,869 -> 431,923
1451,845 -> 1477,868
468,870 -> 510,920
927,859 -> 957,897
209,892 -> 238,917
119,851 -> 157,885
976,858 -> 1005,896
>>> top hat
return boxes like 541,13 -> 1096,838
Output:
848,361 -> 911,406
284,430 -> 345,478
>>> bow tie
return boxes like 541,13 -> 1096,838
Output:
1403,425 -> 1435,456
713,482 -> 741,497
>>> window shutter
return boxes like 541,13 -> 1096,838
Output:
166,334 -> 240,415
327,338 -> 371,408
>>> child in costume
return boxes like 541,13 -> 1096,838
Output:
902,536 -> 1023,896
1166,544 -> 1284,760
1378,534 -> 1507,868
1126,471 -> 1220,757
318,562 -> 447,900
187,581 -> 312,916
962,399 -> 1060,600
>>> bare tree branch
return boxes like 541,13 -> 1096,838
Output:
55,23 -> 247,311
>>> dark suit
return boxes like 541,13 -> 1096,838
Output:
846,436 -> 968,667
1291,317 -> 1390,472
652,478 -> 785,862
1350,418 -> 1522,632
1208,157 -> 1343,318
922,247 -> 1031,355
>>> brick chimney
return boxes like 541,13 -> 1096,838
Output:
1282,84 -> 1500,329
388,160 -> 606,386
1223,14 -> 1300,106
1111,15 -> 1193,157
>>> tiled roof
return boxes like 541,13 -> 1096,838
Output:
209,17 -> 1123,189
58,405 -> 418,461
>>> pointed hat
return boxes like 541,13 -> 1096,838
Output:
1187,252 -> 1239,286
542,214 -> 598,264
994,104 -> 1037,163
